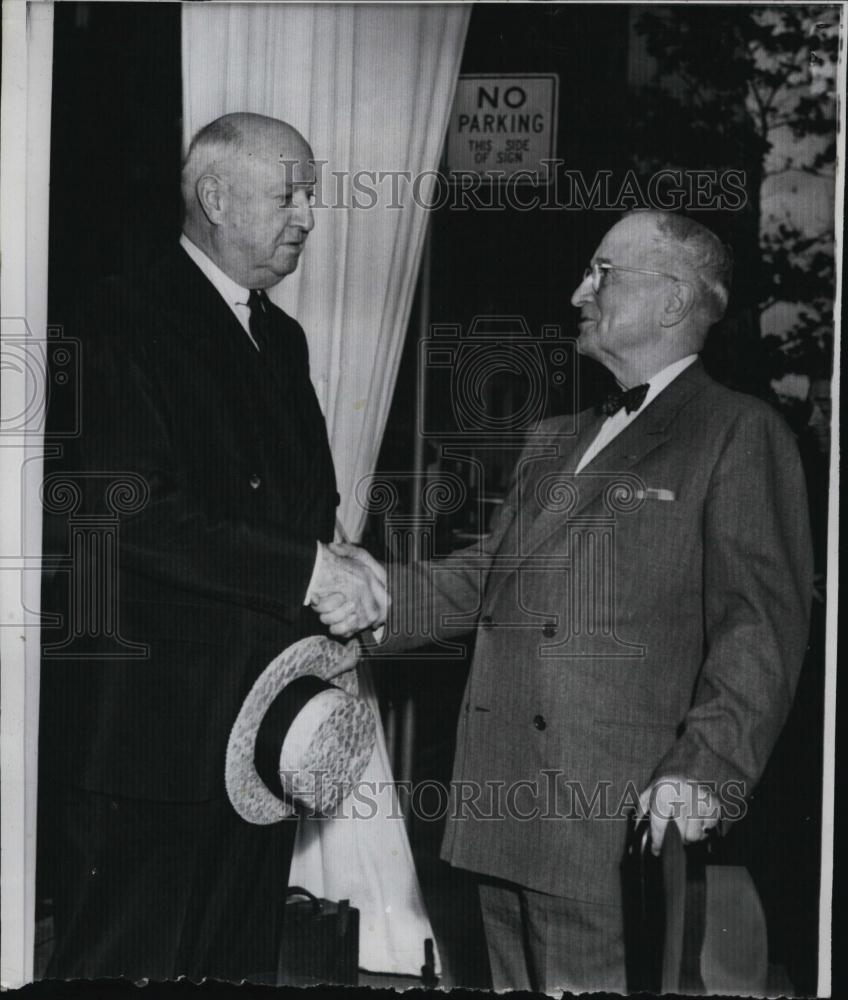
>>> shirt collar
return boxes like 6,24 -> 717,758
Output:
179,233 -> 251,309
641,355 -> 698,405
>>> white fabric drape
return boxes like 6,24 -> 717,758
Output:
182,2 -> 470,975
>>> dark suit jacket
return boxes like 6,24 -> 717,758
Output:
383,361 -> 813,903
40,246 -> 338,802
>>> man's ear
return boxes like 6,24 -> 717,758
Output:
195,174 -> 226,225
659,280 -> 696,328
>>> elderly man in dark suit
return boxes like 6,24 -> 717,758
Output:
320,210 -> 813,993
39,113 -> 386,982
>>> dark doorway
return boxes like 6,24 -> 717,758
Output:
38,2 -> 182,977
48,1 -> 182,326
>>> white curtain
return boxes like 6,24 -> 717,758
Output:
182,2 -> 470,975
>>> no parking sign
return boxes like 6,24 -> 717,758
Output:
445,74 -> 559,181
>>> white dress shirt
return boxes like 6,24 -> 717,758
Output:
179,233 -> 260,350
575,355 -> 698,473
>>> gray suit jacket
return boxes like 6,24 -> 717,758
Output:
382,360 -> 813,903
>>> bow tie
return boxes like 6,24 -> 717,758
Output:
597,383 -> 650,417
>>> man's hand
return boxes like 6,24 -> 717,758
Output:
328,542 -> 387,604
308,542 -> 389,638
638,775 -> 720,855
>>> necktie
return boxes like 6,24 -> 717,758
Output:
597,383 -> 650,417
247,288 -> 272,353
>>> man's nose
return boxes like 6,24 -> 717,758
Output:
293,192 -> 314,232
571,272 -> 594,307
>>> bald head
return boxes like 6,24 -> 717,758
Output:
181,114 -> 313,204
181,113 -> 316,288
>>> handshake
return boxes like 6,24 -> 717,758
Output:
308,541 -> 390,639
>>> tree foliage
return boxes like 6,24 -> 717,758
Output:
628,6 -> 838,392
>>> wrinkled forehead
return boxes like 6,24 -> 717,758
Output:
241,133 -> 316,186
593,215 -> 662,265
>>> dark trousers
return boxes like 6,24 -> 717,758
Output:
40,783 -> 297,982
478,876 -> 627,995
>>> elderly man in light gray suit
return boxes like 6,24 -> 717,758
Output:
318,210 -> 813,994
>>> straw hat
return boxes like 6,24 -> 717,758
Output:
225,635 -> 376,824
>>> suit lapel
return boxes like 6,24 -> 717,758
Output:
241,300 -> 335,496
511,408 -> 603,528
507,361 -> 712,566
154,247 -> 321,475
562,408 -> 606,475
478,410 -> 601,608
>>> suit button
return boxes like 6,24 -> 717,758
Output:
480,615 -> 493,630
542,623 -> 557,638
533,714 -> 547,731
249,474 -> 262,489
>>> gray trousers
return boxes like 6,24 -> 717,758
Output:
478,877 -> 627,994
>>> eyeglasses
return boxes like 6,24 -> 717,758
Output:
582,261 -> 681,294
